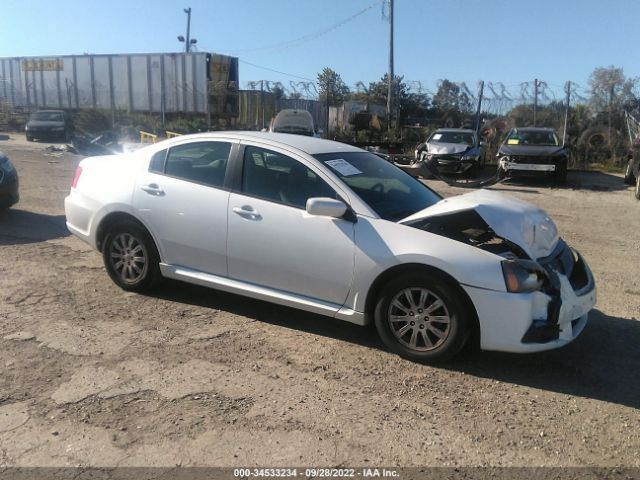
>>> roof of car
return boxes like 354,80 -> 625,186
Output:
157,131 -> 364,155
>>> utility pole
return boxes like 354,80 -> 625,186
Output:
260,80 -> 265,130
325,79 -> 331,139
185,8 -> 192,52
562,81 -> 571,147
177,8 -> 197,52
533,78 -> 539,127
608,83 -> 615,148
474,81 -> 484,144
387,0 -> 394,135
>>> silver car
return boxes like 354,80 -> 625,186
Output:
65,132 -> 595,362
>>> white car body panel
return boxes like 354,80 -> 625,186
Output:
227,192 -> 356,306
426,142 -> 470,155
64,131 -> 596,355
401,189 -> 560,260
132,170 -> 230,276
64,153 -> 142,248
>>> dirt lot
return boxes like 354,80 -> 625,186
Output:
0,133 -> 639,469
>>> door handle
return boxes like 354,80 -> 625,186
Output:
232,205 -> 261,220
140,183 -> 165,196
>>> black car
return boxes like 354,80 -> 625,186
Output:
413,128 -> 487,177
0,153 -> 19,210
25,110 -> 73,142
497,127 -> 568,182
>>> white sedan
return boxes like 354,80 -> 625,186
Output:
64,132 -> 596,362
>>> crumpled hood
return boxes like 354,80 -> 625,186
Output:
401,189 -> 559,259
498,145 -> 566,156
426,142 -> 470,155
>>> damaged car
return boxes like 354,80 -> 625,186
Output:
65,132 -> 595,362
413,128 -> 486,177
497,127 -> 569,182
25,110 -> 73,142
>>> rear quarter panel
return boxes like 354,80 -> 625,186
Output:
65,153 -> 146,248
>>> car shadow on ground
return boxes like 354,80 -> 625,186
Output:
499,170 -> 629,192
450,309 -> 640,410
149,281 -> 639,410
0,209 -> 70,245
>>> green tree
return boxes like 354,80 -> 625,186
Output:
432,79 -> 473,114
364,74 -> 429,122
588,66 -> 637,113
317,67 -> 350,106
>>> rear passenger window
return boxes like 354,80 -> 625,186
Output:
164,142 -> 231,188
149,149 -> 167,173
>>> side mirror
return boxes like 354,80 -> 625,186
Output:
306,197 -> 348,219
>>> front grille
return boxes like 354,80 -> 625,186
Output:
513,155 -> 558,165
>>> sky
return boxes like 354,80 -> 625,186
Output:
2,0 -> 639,100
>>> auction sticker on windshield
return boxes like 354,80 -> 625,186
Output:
325,159 -> 362,176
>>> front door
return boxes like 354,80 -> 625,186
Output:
226,144 -> 355,306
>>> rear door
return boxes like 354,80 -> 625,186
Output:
132,140 -> 235,276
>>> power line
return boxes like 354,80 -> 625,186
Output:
239,59 -> 315,82
226,0 -> 382,53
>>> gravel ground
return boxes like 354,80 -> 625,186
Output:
0,133 -> 639,468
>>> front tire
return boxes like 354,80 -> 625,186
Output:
103,221 -> 161,292
374,272 -> 472,362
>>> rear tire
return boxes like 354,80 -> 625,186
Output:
374,272 -> 473,363
635,175 -> 640,200
102,221 -> 161,292
26,135 -> 33,142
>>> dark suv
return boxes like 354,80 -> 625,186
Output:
497,127 -> 569,182
25,110 -> 73,142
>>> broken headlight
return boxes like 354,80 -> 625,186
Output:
501,259 -> 548,293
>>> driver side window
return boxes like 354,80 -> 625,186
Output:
241,146 -> 336,209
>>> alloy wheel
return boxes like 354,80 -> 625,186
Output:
109,232 -> 148,284
387,287 -> 451,352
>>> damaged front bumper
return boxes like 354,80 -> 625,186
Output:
462,244 -> 596,353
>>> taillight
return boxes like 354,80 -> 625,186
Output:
71,166 -> 83,188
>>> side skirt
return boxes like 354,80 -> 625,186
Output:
159,263 -> 367,326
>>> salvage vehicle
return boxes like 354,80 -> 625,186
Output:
0,152 -> 19,210
25,110 -> 73,142
497,127 -> 569,182
412,128 -> 486,177
269,109 -> 315,136
65,132 -> 596,362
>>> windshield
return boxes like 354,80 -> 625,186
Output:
314,151 -> 441,222
31,111 -> 64,122
428,131 -> 474,145
505,130 -> 559,146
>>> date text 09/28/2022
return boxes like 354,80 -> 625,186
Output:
233,468 -> 399,478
